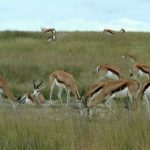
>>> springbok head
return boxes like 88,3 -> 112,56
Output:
33,80 -> 43,96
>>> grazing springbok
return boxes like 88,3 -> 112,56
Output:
122,53 -> 137,67
130,64 -> 150,80
18,80 -> 45,105
49,70 -> 80,107
122,53 -> 150,80
120,28 -> 125,33
121,53 -> 149,80
140,80 -> 150,113
81,79 -> 140,117
93,64 -> 122,80
103,29 -> 115,35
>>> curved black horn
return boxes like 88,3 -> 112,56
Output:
36,80 -> 43,88
33,80 -> 37,89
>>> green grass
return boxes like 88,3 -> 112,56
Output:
1,31 -> 150,97
0,106 -> 150,150
0,31 -> 150,149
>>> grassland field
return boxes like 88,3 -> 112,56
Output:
0,31 -> 150,149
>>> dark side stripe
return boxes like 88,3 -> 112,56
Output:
139,67 -> 149,74
142,82 -> 150,95
91,86 -> 103,96
111,83 -> 127,94
108,68 -> 120,76
56,77 -> 66,85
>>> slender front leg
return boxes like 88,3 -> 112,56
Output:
105,95 -> 114,112
66,88 -> 70,107
127,92 -> 133,109
50,81 -> 55,103
58,87 -> 63,103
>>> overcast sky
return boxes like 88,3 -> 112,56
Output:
0,0 -> 150,31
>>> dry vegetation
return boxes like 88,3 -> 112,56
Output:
0,31 -> 150,149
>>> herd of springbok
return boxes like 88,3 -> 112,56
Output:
41,27 -> 125,42
1,52 -> 150,118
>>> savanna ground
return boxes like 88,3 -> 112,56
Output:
0,31 -> 150,149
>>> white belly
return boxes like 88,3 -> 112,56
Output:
138,70 -> 149,79
55,79 -> 66,89
106,71 -> 119,80
113,87 -> 128,98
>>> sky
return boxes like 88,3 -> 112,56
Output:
0,0 -> 150,31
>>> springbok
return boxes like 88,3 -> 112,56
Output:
130,64 -> 150,80
18,80 -> 45,105
47,34 -> 56,42
120,28 -> 125,33
49,70 -> 80,107
103,29 -> 115,35
93,64 -> 122,80
140,80 -> 150,113
81,79 -> 140,117
122,53 -> 150,80
41,27 -> 56,34
122,53 -> 137,67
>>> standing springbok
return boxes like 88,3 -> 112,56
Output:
120,28 -> 125,33
41,27 -> 56,34
82,79 -> 140,117
47,34 -> 56,42
49,70 -> 80,107
140,80 -> 150,113
18,80 -> 45,105
103,29 -> 115,35
41,27 -> 56,41
93,64 -> 122,80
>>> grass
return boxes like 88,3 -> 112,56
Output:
0,30 -> 150,149
0,106 -> 150,150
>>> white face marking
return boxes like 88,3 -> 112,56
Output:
106,71 -> 119,80
33,89 -> 39,97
